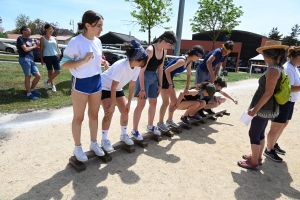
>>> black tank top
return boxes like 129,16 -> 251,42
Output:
183,94 -> 200,101
146,45 -> 164,71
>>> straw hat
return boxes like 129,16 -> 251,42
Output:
256,40 -> 289,54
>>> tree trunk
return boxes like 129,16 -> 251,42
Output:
148,28 -> 151,45
212,40 -> 215,51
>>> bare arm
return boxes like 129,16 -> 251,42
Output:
214,62 -> 222,77
206,55 -> 216,83
185,61 -> 192,90
157,50 -> 167,89
165,58 -> 185,85
40,37 -> 44,64
219,90 -> 237,103
20,44 -> 36,52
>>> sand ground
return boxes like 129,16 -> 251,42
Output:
0,79 -> 299,200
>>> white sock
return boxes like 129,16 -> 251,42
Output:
27,93 -> 31,96
147,125 -> 153,129
102,130 -> 109,140
121,126 -> 127,135
267,147 -> 272,152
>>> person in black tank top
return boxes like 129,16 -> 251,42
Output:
131,31 -> 177,140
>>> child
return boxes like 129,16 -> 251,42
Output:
100,40 -> 148,152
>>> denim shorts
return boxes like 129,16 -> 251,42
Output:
195,68 -> 210,84
71,74 -> 102,95
43,56 -> 61,71
134,70 -> 158,99
272,101 -> 295,123
19,57 -> 39,76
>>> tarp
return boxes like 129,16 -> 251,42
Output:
249,54 -> 264,61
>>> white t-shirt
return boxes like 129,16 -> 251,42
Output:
284,62 -> 300,102
63,34 -> 102,78
101,58 -> 141,91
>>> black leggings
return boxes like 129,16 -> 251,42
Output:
248,117 -> 268,145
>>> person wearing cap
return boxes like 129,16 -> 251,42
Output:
238,40 -> 288,170
195,40 -> 234,85
264,46 -> 300,162
131,31 -> 177,141
157,45 -> 205,132
60,10 -> 109,162
169,82 -> 216,125
100,40 -> 148,152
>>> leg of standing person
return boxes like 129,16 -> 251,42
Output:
166,87 -> 180,127
157,88 -> 170,131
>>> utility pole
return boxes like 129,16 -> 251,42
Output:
174,0 -> 185,56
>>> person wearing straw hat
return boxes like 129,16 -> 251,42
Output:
238,40 -> 288,170
264,46 -> 300,162
100,40 -> 148,152
194,40 -> 234,115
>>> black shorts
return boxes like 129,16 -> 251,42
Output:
101,90 -> 125,100
273,101 -> 295,123
161,70 -> 175,89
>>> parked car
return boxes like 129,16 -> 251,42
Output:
32,47 -> 65,62
102,46 -> 120,50
103,52 -> 126,64
0,42 -> 17,53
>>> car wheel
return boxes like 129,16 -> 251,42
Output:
5,48 -> 14,53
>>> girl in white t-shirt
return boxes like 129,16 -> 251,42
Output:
264,46 -> 300,162
100,40 -> 148,152
61,10 -> 109,162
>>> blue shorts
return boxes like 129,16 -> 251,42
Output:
195,68 -> 210,84
43,56 -> 61,71
71,74 -> 102,95
273,101 -> 295,123
134,70 -> 158,99
19,57 -> 39,76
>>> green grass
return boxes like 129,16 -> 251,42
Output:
0,54 -> 19,61
0,62 -> 261,113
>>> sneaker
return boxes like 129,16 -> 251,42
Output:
52,85 -> 57,92
44,80 -> 49,90
180,116 -> 189,125
27,93 -> 38,100
242,154 -> 262,165
131,130 -> 143,141
204,109 -> 215,115
73,145 -> 88,162
166,119 -> 180,128
100,140 -> 114,152
31,89 -> 41,96
263,148 -> 283,162
197,109 -> 207,117
120,134 -> 134,145
90,141 -> 105,156
157,122 -> 170,132
146,125 -> 161,135
188,115 -> 201,120
274,143 -> 286,155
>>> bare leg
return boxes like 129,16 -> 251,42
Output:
48,70 -> 60,85
266,122 -> 285,150
158,89 -> 169,123
250,144 -> 260,166
275,121 -> 289,142
148,98 -> 157,126
31,73 -> 41,90
87,91 -> 102,142
116,96 -> 128,126
25,75 -> 31,93
177,101 -> 200,116
101,97 -> 113,131
133,98 -> 146,130
167,88 -> 177,120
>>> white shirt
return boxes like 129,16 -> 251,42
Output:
101,58 -> 141,91
63,34 -> 102,78
284,62 -> 300,102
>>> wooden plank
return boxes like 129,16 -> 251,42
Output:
169,126 -> 182,133
141,132 -> 162,142
112,141 -> 135,153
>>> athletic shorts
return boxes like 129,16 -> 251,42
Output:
71,74 -> 102,95
101,90 -> 125,100
19,57 -> 39,76
161,70 -> 175,89
134,70 -> 158,99
195,68 -> 210,84
272,101 -> 295,123
43,56 -> 61,71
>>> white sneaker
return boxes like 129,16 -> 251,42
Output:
120,134 -> 134,145
131,130 -> 143,141
101,140 -> 114,152
166,119 -> 180,128
157,122 -> 170,132
146,125 -> 161,135
73,145 -> 88,162
52,85 -> 56,92
44,80 -> 49,90
90,141 -> 105,156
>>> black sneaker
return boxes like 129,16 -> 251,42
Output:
188,115 -> 201,120
180,116 -> 189,125
197,109 -> 207,117
274,143 -> 286,155
204,109 -> 215,115
263,148 -> 283,162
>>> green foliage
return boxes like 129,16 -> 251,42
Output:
190,0 -> 243,50
282,24 -> 300,46
15,14 -> 30,31
124,0 -> 173,44
268,27 -> 283,41
0,32 -> 7,38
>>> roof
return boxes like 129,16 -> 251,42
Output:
192,30 -> 269,39
100,31 -> 144,44
6,33 -> 73,41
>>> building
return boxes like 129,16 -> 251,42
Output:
99,31 -> 144,46
6,33 -> 73,44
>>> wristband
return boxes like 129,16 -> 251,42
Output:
140,90 -> 145,92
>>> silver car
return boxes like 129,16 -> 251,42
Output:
0,42 -> 17,53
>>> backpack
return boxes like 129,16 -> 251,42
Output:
274,72 -> 291,105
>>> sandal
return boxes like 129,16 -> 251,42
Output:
237,160 -> 259,170
242,154 -> 263,165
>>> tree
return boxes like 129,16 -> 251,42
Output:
268,27 -> 283,41
124,0 -> 173,44
15,14 -> 30,30
190,0 -> 243,50
282,24 -> 300,46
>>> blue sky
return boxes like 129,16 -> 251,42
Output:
0,0 -> 299,41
